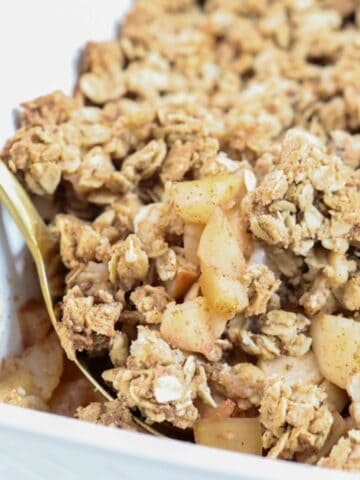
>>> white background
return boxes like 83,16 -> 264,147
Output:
0,0 -> 132,142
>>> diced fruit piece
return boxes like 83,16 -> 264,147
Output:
160,297 -> 216,357
209,311 -> 231,339
259,352 -> 323,386
172,173 -> 245,224
184,281 -> 200,301
194,417 -> 262,455
49,377 -> 102,417
199,399 -> 236,420
315,411 -> 348,460
319,380 -> 348,413
311,314 -> 360,389
16,332 -> 64,401
226,207 -> 253,260
198,207 -> 248,317
165,267 -> 198,300
0,369 -> 38,401
200,263 -> 248,317
198,207 -> 245,277
183,223 -> 203,266
18,299 -> 51,348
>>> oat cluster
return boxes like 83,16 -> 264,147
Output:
2,0 -> 360,472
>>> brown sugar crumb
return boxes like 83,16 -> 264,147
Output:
260,378 -> 334,461
318,430 -> 360,471
76,399 -> 138,431
102,327 -> 215,429
228,310 -> 312,360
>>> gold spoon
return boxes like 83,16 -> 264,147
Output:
0,160 -> 160,436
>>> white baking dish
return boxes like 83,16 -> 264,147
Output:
0,2 -> 355,478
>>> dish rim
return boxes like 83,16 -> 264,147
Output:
0,403 -> 354,479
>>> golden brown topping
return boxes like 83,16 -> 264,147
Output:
229,310 -> 312,360
130,285 -> 171,324
59,286 -> 122,359
243,264 -> 280,317
103,327 -> 214,428
79,41 -> 125,104
54,214 -> 111,269
20,91 -> 78,127
211,362 -> 265,410
3,0 -> 360,469
249,129 -> 354,256
108,234 -> 149,291
318,430 -> 360,471
260,378 -> 334,460
76,399 -> 137,430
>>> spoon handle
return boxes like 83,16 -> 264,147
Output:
0,160 -> 57,258
0,160 -> 60,313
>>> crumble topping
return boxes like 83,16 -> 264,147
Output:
102,327 -> 215,428
228,310 -> 312,360
260,378 -> 334,460
318,430 -> 360,471
2,0 -> 360,472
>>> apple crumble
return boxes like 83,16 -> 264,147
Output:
1,0 -> 360,472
